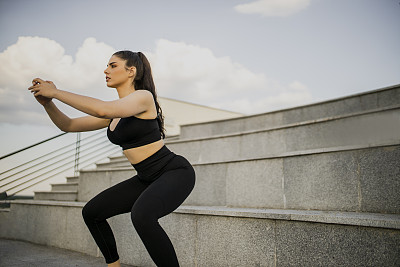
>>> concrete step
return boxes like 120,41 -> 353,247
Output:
66,176 -> 79,183
77,144 -> 400,214
96,160 -> 129,170
34,191 -> 77,201
51,183 -> 79,192
170,106 -> 400,164
1,201 -> 399,266
107,154 -> 124,164
94,105 -> 400,167
180,84 -> 400,139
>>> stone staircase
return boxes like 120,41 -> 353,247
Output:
1,84 -> 399,266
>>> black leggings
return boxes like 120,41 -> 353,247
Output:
82,146 -> 195,266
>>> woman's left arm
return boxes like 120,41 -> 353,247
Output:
28,78 -> 151,118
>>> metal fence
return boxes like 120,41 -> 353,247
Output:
0,130 -> 121,200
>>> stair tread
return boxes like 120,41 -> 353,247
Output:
9,200 -> 400,230
51,182 -> 79,186
80,142 -> 399,172
35,191 -> 78,194
195,207 -> 400,229
179,86 -> 400,140
177,105 -> 400,142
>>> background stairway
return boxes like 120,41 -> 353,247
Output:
1,84 -> 399,266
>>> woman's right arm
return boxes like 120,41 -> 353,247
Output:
43,100 -> 110,132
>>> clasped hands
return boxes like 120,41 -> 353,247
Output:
28,78 -> 57,105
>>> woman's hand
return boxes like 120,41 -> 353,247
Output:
34,95 -> 52,106
28,78 -> 58,98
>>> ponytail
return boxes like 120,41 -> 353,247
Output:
113,50 -> 166,139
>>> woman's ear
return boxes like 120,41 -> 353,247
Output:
128,66 -> 136,78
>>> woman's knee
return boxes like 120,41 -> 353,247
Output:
131,205 -> 157,231
82,201 -> 97,223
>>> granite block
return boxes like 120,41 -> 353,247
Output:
239,130 -> 286,159
0,202 -> 97,257
243,112 -> 283,132
110,214 -> 154,266
184,164 -> 227,206
168,140 -> 202,164
283,151 -> 360,211
226,159 -> 285,208
78,169 -> 134,202
275,220 -> 400,266
198,135 -> 241,163
378,86 -> 400,107
196,215 -> 275,266
78,171 -> 112,202
179,85 -> 399,140
359,146 -> 400,214
210,118 -> 244,136
159,213 -> 197,267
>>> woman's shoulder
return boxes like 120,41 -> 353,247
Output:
127,90 -> 156,117
134,89 -> 153,96
128,89 -> 153,101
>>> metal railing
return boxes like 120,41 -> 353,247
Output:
0,130 -> 121,200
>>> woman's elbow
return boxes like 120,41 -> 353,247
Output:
95,110 -> 109,119
94,103 -> 111,118
58,123 -> 71,132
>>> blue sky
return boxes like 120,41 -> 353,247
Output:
0,0 -> 399,155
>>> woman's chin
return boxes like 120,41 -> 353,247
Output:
106,82 -> 115,88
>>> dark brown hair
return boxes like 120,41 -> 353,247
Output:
113,50 -> 165,138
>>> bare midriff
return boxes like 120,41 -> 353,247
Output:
122,139 -> 165,165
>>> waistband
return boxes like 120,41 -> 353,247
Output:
132,145 -> 176,182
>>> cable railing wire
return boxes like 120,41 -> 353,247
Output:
0,132 -> 67,160
9,146 -> 121,196
0,130 -> 105,177
5,143 -> 119,195
0,129 -> 122,198
2,140 -> 116,193
0,136 -> 109,184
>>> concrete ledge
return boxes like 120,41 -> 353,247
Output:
8,200 -> 400,230
75,144 -> 400,213
0,200 -> 98,260
100,105 -> 400,167
165,106 -> 400,164
10,200 -> 85,207
2,200 -> 399,266
176,104 -> 400,143
176,206 -> 400,230
83,142 -> 400,170
34,192 -> 78,201
180,84 -> 400,139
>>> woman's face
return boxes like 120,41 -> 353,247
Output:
104,55 -> 134,88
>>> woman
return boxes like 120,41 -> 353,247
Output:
28,51 -> 196,267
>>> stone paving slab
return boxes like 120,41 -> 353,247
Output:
0,238 -> 135,267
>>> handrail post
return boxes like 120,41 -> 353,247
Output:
74,133 -> 81,176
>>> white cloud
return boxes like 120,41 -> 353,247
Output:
148,39 -> 312,114
234,0 -> 311,17
0,36 -> 313,125
148,39 -> 267,101
0,36 -> 116,125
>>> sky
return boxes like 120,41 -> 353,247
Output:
0,0 -> 399,156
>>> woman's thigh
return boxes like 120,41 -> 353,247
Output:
133,156 -> 195,219
84,175 -> 149,220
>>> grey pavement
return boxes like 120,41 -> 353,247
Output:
0,239 -> 135,267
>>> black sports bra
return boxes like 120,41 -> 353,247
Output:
107,115 -> 161,150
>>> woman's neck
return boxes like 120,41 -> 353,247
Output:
116,82 -> 135,98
